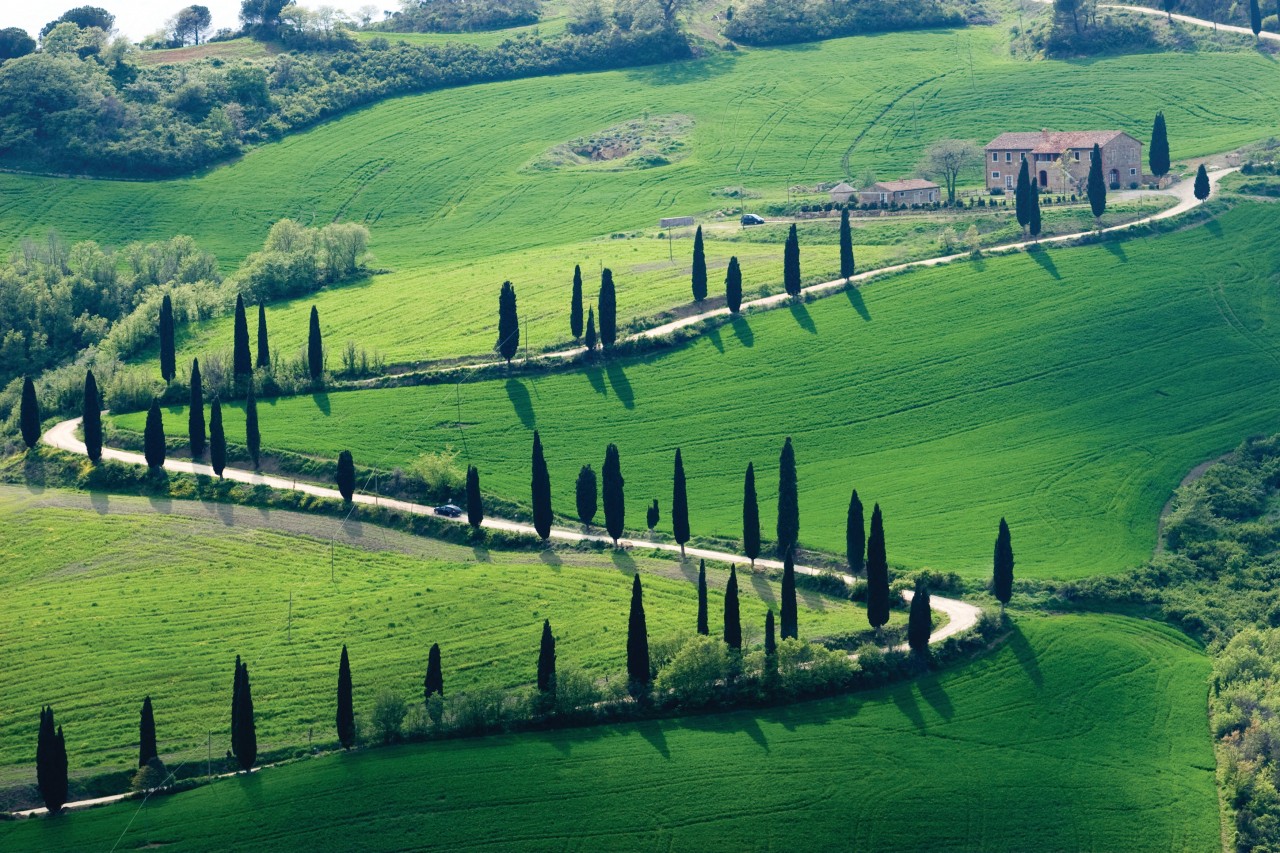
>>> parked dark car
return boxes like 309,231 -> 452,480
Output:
434,503 -> 464,518
740,213 -> 765,226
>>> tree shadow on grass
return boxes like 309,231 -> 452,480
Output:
89,489 -> 109,515
471,545 -> 492,563
585,366 -> 606,398
749,572 -> 777,606
611,548 -> 637,574
892,684 -> 927,733
1006,622 -> 1043,687
635,720 -> 670,759
919,675 -> 954,722
789,301 -> 817,334
707,324 -> 725,353
311,392 -> 331,416
796,587 -> 827,612
845,285 -> 871,321
730,315 -> 755,347
605,362 -> 634,410
624,51 -> 736,87
505,378 -> 536,429
539,549 -> 562,571
1028,245 -> 1060,280
1205,217 -> 1223,238
1102,239 -> 1127,262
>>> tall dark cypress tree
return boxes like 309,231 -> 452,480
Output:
1087,143 -> 1107,224
82,370 -> 102,464
696,559 -> 709,635
139,696 -> 157,768
866,504 -> 890,630
993,517 -> 1014,614
188,358 -> 205,459
230,655 -> 242,752
598,269 -> 617,348
232,659 -> 256,771
1014,156 -> 1031,233
723,564 -> 742,650
570,265 -> 584,340
1149,111 -> 1170,179
602,442 -> 625,546
308,305 -> 324,380
37,706 -> 68,815
232,294 -> 251,380
465,465 -> 483,529
1194,164 -> 1211,202
19,376 -> 40,449
337,645 -> 355,749
531,431 -> 552,541
846,489 -> 865,574
691,225 -> 707,302
776,437 -> 799,558
764,610 -> 777,669
626,574 -> 650,689
497,281 -> 520,366
209,397 -> 226,478
908,585 -> 932,654
336,450 -> 355,502
742,462 -> 760,568
159,293 -> 176,383
575,464 -> 597,527
780,552 -> 797,640
256,304 -> 270,369
245,381 -> 260,470
1251,0 -> 1262,36
424,643 -> 444,699
584,307 -> 598,352
671,448 -> 690,557
839,207 -> 855,280
537,620 -> 556,694
725,256 -> 743,313
1028,181 -> 1042,239
144,399 -> 166,470
783,224 -> 801,297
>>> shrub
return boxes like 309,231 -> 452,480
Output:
408,446 -> 465,496
368,689 -> 408,744
131,757 -> 168,793
654,635 -> 732,707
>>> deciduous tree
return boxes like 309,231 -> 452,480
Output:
209,397 -> 226,477
671,448 -> 690,557
466,465 -> 483,529
598,269 -> 617,348
783,224 -> 801,297
537,620 -> 556,694
336,450 -> 355,502
725,256 -> 743,313
144,399 -> 166,470
570,265 -> 584,340
159,293 -> 176,383
626,574 -> 650,689
743,462 -> 760,568
602,442 -> 625,546
424,643 -> 444,699
1149,111 -> 1170,178
497,280 -> 519,366
993,517 -> 1014,613
866,504 -> 890,630
531,431 -> 552,541
724,564 -> 741,649
780,552 -> 797,639
846,489 -> 864,574
691,225 -> 707,302
776,436 -> 798,557
918,139 -> 981,205
19,377 -> 40,449
82,370 -> 102,463
233,294 -> 252,379
575,464 -> 597,527
337,645 -> 355,749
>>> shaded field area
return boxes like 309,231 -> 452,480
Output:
1,614 -> 1219,852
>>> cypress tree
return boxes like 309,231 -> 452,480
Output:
51,723 -> 68,814
783,224 -> 801,297
598,269 -> 617,348
764,610 -> 777,676
725,256 -> 743,314
1251,0 -> 1262,35
570,265 -> 584,340
209,397 -> 226,478
602,442 -> 625,546
245,381 -> 260,470
691,225 -> 707,302
1087,143 -> 1107,224
671,448 -> 690,557
256,304 -> 270,369
993,517 -> 1015,614
37,707 -> 68,815
82,370 -> 102,464
466,465 -> 483,529
232,294 -> 251,379
424,643 -> 444,699
696,559 -> 709,635
776,437 -> 799,558
780,552 -> 797,640
626,573 -> 650,689
866,504 -> 890,630
846,489 -> 865,574
723,564 -> 741,650
337,645 -> 355,749
308,305 -> 324,380
575,464 -> 597,527
19,376 -> 39,449
908,584 -> 932,654
1015,156 -> 1032,233
584,307 -> 598,352
1028,181 -> 1042,239
336,450 -> 355,502
232,659 -> 256,771
139,696 -> 157,767
839,207 -> 855,280
1149,111 -> 1170,179
144,399 -> 166,470
531,431 -> 552,541
159,293 -> 176,383
742,462 -> 760,569
537,620 -> 556,694
646,499 -> 659,531
497,280 -> 520,366
188,358 -> 205,459
230,655 -> 242,751
1194,164 -> 1211,202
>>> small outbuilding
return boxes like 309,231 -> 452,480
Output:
858,179 -> 940,206
828,182 -> 857,204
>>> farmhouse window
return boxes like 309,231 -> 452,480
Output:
1073,151 -> 1080,161
1130,167 -> 1137,176
992,171 -> 1000,179
992,152 -> 998,162
1005,152 -> 1012,162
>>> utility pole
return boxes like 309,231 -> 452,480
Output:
207,731 -> 212,781
330,539 -> 335,583
287,591 -> 292,643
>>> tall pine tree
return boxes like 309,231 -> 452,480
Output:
245,381 -> 260,470
424,643 -> 444,699
144,399 -> 165,470
336,450 -> 355,502
846,489 -> 865,574
725,256 -> 743,313
783,224 -> 801,297
256,304 -> 270,369
1087,143 -> 1107,224
19,376 -> 39,449
776,437 -> 799,558
189,358 -> 205,459
537,620 -> 556,694
742,462 -> 760,568
570,265 -> 584,340
308,305 -> 324,380
337,645 -> 355,749
575,464 -> 597,527
671,448 -> 690,557
232,294 -> 251,380
626,573 -> 651,689
602,442 -> 625,546
159,293 -> 176,383
598,269 -> 617,348
1194,164 -> 1211,201
780,552 -> 797,639
866,504 -> 890,630
497,280 -> 520,366
691,225 -> 707,302
1149,111 -> 1170,179
466,465 -> 483,529
993,517 -> 1014,614
82,370 -> 102,464
723,564 -> 741,650
531,431 -> 552,541
907,584 -> 932,654
139,696 -> 157,768
696,559 -> 709,635
209,397 -> 226,478
839,207 -> 855,280
1015,156 -> 1032,233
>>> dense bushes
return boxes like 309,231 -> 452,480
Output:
1213,629 -> 1280,851
724,0 -> 970,47
377,0 -> 540,33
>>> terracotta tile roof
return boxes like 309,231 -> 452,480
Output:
871,179 -> 939,192
830,182 -> 856,193
986,130 -> 1130,153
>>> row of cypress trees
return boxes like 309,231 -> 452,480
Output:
126,366 -> 261,475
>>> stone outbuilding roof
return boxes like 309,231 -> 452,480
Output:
871,179 -> 939,192
830,182 -> 856,193
986,130 -> 1127,153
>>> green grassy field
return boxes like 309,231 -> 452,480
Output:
0,486 -> 890,781
117,204 -> 1280,579
0,614 -> 1220,852
350,17 -> 569,47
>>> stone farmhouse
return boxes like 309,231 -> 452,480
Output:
857,179 -> 940,206
984,130 -> 1143,194
828,182 -> 857,204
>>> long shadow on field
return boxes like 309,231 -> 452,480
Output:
919,677 -> 955,721
89,490 -> 109,515
1028,245 -> 1060,280
636,720 -> 670,758
1205,217 -> 1223,238
540,549 -> 562,571
845,286 -> 871,321
471,545 -> 492,562
892,684 -> 927,733
749,572 -> 777,606
311,392 -> 331,416
586,366 -> 606,397
1103,240 -> 1127,263
730,316 -> 755,347
707,324 -> 725,353
1007,623 -> 1043,687
505,379 -> 536,429
682,709 -> 771,753
605,362 -> 635,409
797,587 -> 827,612
624,53 -> 736,86
790,302 -> 817,334
612,549 -> 637,574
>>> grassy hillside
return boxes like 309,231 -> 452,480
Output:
118,204 -> 1280,579
0,614 -> 1219,852
0,487 -> 887,781
1,27 -> 1277,363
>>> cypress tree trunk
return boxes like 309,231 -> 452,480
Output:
82,370 -> 102,464
189,359 -> 205,459
783,224 -> 801,297
1015,157 -> 1031,232
336,450 -> 355,502
691,225 -> 707,302
742,462 -> 760,568
602,442 -> 625,546
584,307 -> 598,352
308,305 -> 324,380
232,295 -> 252,379
725,256 -> 743,314
139,696 -> 157,767
598,269 -> 617,348
424,643 -> 444,700
993,517 -> 1015,613
696,559 -> 709,635
839,208 -> 855,280
1087,143 -> 1107,224
497,281 -> 520,366
19,377 -> 40,449
570,265 -> 584,340
537,620 -> 556,694
209,397 -> 226,478
256,304 -> 270,369
159,293 -> 176,383
1028,182 -> 1042,239
775,437 -> 799,558
575,464 -> 597,527
846,489 -> 865,574
626,574 -> 651,690
466,465 -> 483,529
723,564 -> 741,649
1149,111 -> 1170,179
780,553 -> 797,640
1194,164 -> 1211,202
144,399 -> 166,470
531,431 -> 553,541
908,585 -> 932,654
245,382 -> 260,470
337,645 -> 355,749
866,504 -> 891,630
671,448 -> 689,557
